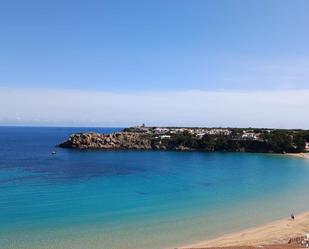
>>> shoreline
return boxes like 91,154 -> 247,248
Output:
285,153 -> 309,159
181,212 -> 309,248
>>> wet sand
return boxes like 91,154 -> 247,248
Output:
286,153 -> 309,159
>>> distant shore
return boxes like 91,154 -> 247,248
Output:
59,126 -> 309,154
181,212 -> 309,248
285,153 -> 309,159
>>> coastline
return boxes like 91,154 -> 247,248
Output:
285,153 -> 309,159
59,127 -> 309,154
181,212 -> 309,248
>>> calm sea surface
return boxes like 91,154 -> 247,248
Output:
1,127 -> 309,249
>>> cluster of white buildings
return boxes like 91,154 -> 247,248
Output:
133,125 -> 237,140
132,126 -> 309,148
153,127 -> 234,138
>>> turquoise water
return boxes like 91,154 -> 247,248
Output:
1,127 -> 309,249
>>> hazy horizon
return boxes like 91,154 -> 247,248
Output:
1,87 -> 308,129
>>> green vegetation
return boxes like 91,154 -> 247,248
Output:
122,126 -> 309,153
158,129 -> 309,153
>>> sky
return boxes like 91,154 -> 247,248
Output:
0,0 -> 308,128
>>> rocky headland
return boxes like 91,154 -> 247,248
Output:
58,132 -> 182,150
58,127 -> 309,153
59,132 -> 150,150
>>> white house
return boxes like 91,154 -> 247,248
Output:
160,135 -> 171,139
305,142 -> 309,151
154,128 -> 169,134
241,132 -> 258,140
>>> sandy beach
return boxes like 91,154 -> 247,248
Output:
182,212 -> 309,248
286,153 -> 309,159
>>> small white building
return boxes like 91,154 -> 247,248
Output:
204,129 -> 231,136
305,142 -> 309,151
160,135 -> 171,139
242,132 -> 258,140
154,128 -> 169,134
196,133 -> 205,139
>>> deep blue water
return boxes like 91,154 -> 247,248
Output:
1,127 -> 309,249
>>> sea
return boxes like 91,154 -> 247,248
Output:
1,126 -> 309,249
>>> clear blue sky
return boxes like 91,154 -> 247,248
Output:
1,0 -> 309,127
1,0 -> 308,91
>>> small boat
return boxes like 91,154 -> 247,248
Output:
51,151 -> 56,155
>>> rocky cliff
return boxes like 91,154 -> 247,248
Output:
58,132 -> 154,150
